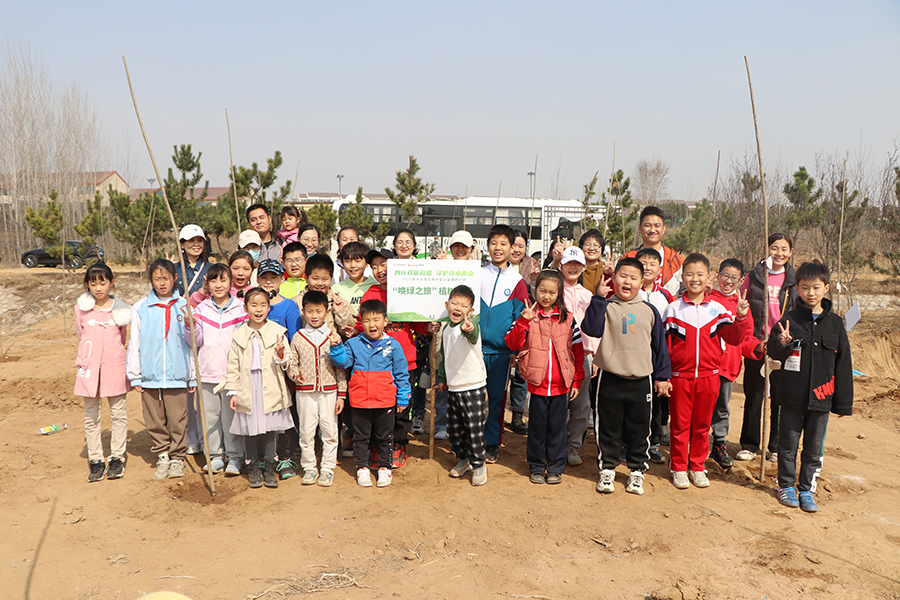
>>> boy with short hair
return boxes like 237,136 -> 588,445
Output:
480,224 -> 531,463
357,248 -> 428,467
709,258 -> 763,469
582,257 -> 672,496
558,247 -> 598,467
330,299 -> 411,488
332,241 -> 377,320
433,285 -> 489,485
287,290 -> 347,487
291,253 -> 354,336
279,242 -> 308,299
768,262 -> 852,513
257,259 -> 301,342
663,253 -> 750,490
636,247 -> 675,462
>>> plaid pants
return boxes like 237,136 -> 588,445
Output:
448,386 -> 487,468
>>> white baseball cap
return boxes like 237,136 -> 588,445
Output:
178,224 -> 205,241
448,230 -> 475,248
560,246 -> 586,266
237,229 -> 262,248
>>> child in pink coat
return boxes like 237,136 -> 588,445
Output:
74,263 -> 132,482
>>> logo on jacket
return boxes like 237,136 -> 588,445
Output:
382,345 -> 393,358
504,288 -> 511,297
709,308 -> 718,316
622,313 -> 636,334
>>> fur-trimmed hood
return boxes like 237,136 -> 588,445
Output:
76,292 -> 132,326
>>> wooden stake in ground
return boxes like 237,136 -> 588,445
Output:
122,55 -> 215,496
225,109 -> 242,232
745,56 -> 771,482
837,158 -> 848,313
428,335 -> 438,460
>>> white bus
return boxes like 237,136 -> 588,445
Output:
331,195 -> 590,259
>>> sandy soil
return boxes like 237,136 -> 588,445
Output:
1,270 -> 900,600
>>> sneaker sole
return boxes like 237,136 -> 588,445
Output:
596,485 -> 615,494
376,480 -> 392,487
626,486 -> 644,495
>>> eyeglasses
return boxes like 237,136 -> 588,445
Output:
582,243 -> 602,250
718,274 -> 741,283
284,258 -> 305,265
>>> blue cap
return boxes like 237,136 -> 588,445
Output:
257,258 -> 284,277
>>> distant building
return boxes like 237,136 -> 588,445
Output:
128,186 -> 234,206
0,170 -> 129,206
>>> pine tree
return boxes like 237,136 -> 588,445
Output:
218,150 -> 291,230
385,155 -> 435,226
24,189 -> 66,261
306,202 -> 339,253
339,187 -> 374,241
783,166 -> 822,244
599,170 -> 636,253
107,188 -> 170,261
73,190 -> 106,255
666,199 -> 719,255
579,171 -> 600,232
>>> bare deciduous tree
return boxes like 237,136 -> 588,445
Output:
0,44 -> 110,264
632,156 -> 670,205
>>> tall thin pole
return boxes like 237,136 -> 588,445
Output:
837,158 -> 847,313
604,141 -> 616,255
745,56 -> 771,483
124,56 -> 215,495
225,109 -> 241,234
493,181 -> 502,223
701,150 -> 721,253
528,154 -> 538,243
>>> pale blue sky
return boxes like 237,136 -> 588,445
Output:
4,1 -> 899,201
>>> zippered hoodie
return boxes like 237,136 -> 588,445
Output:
330,333 -> 411,409
127,290 -> 195,388
663,292 -> 750,379
505,307 -> 585,396
480,262 -> 530,355
184,295 -> 247,384
356,285 -> 427,370
582,294 -> 671,380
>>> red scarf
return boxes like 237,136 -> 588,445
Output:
152,298 -> 178,338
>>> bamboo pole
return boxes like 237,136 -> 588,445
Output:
122,56 -> 215,496
745,56 -> 771,483
225,109 -> 241,234
701,151 -> 721,253
837,158 -> 847,313
604,141 -> 615,246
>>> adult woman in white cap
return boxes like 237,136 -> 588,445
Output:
175,224 -> 211,297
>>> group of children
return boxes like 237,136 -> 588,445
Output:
74,204 -> 853,512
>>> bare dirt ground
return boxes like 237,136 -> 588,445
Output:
2,268 -> 900,600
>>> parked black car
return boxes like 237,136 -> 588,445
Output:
21,241 -> 104,269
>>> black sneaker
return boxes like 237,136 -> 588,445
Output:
248,461 -> 263,488
511,413 -> 528,435
711,441 -> 735,468
529,472 -> 545,484
106,457 -> 125,479
546,473 -> 562,485
660,425 -> 671,447
648,444 -> 666,464
485,445 -> 499,464
88,460 -> 106,483
263,460 -> 279,488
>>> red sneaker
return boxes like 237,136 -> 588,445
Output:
392,443 -> 407,469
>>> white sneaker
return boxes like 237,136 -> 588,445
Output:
596,469 -> 615,494
688,470 -> 710,488
153,453 -> 170,480
735,449 -> 757,461
167,458 -> 186,478
411,416 -> 426,435
625,471 -> 645,495
376,467 -> 393,487
471,465 -> 488,486
767,451 -> 778,463
672,470 -> 690,489
356,467 -> 372,487
224,459 -> 242,476
449,458 -> 472,478
566,447 -> 583,466
301,469 -> 318,485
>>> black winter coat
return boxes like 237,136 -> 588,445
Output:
767,298 -> 853,415
746,261 -> 798,341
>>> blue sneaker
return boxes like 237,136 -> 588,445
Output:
778,487 -> 799,508
799,491 -> 819,513
276,458 -> 298,479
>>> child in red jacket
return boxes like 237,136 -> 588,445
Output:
505,270 -> 585,484
663,253 -> 751,489
709,258 -> 764,469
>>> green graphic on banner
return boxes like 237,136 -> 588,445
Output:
387,260 -> 481,322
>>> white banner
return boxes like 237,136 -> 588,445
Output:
387,260 -> 481,322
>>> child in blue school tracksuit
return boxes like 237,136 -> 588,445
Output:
479,225 -> 530,464
126,259 -> 196,481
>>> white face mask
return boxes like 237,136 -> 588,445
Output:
247,249 -> 260,263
